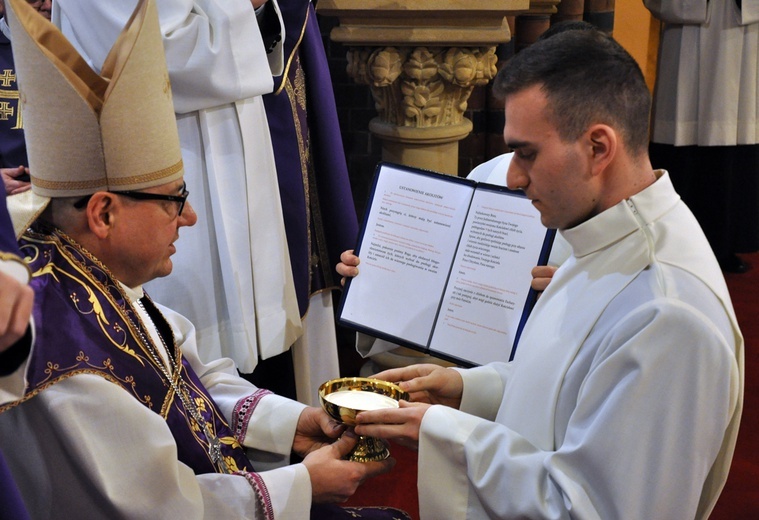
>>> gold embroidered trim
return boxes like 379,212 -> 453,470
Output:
273,6 -> 310,96
22,229 -> 148,366
0,368 -> 151,414
31,159 -> 183,191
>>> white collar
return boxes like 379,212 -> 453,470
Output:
560,170 -> 675,258
119,282 -> 145,304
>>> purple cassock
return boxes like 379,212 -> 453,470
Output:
0,453 -> 30,520
0,27 -> 29,169
12,224 -> 254,476
263,1 -> 358,317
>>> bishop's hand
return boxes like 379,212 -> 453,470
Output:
1,166 -> 31,196
292,406 -> 345,457
303,431 -> 395,503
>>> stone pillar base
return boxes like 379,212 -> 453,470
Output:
370,118 -> 473,175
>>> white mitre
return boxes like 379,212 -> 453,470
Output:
5,0 -> 183,237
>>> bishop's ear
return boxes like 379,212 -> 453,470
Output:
85,192 -> 117,238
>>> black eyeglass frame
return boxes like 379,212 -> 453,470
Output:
73,183 -> 189,217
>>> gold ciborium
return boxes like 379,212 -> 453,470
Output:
319,377 -> 409,462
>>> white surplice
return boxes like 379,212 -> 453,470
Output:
417,172 -> 743,519
0,288 -> 313,519
53,0 -> 302,373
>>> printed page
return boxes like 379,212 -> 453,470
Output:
339,163 -> 475,349
429,185 -> 548,365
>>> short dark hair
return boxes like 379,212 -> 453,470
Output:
492,30 -> 651,154
537,20 -> 598,41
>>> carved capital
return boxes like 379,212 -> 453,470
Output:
347,45 -> 497,129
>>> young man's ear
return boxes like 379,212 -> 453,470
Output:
85,192 -> 117,239
587,124 -> 617,176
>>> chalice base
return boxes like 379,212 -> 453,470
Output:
348,435 -> 390,462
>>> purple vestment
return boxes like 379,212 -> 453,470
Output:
263,1 -> 358,316
7,224 -> 252,475
0,452 -> 30,520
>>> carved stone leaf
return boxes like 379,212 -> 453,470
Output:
405,47 -> 439,82
369,47 -> 404,87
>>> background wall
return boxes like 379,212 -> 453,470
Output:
615,0 -> 660,92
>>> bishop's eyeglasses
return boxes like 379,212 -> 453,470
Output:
73,182 -> 189,218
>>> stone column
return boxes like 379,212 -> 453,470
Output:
317,0 -> 530,175
346,45 -> 495,175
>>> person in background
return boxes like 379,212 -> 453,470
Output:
0,0 -> 50,196
255,0 -> 359,405
0,2 -> 407,518
351,29 -> 743,519
1,0 -> 50,194
646,0 -> 759,273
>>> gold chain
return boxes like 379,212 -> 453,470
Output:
133,299 -> 229,473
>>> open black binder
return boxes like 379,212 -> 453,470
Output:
337,162 -> 556,367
